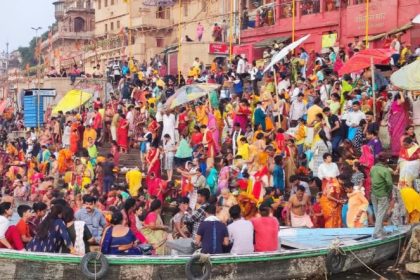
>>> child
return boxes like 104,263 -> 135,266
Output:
312,192 -> 325,228
16,205 -> 33,245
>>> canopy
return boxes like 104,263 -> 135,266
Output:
263,34 -> 311,74
390,60 -> 420,90
164,83 -> 220,109
52,90 -> 93,114
338,49 -> 392,76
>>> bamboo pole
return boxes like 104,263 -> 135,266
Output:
128,0 -> 133,57
229,0 -> 234,62
365,0 -> 369,48
177,0 -> 182,84
292,0 -> 295,43
371,57 -> 376,120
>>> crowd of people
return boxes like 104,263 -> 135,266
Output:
0,35 -> 420,256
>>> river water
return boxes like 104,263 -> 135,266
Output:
336,260 -> 417,280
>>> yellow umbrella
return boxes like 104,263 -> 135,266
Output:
52,90 -> 93,114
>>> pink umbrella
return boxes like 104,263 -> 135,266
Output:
338,48 -> 392,76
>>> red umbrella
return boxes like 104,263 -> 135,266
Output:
338,48 -> 392,76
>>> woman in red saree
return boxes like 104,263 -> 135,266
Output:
359,144 -> 374,200
202,125 -> 216,159
233,100 -> 251,133
388,93 -> 409,156
117,114 -> 129,153
146,143 -> 161,178
69,123 -> 80,154
251,165 -> 269,201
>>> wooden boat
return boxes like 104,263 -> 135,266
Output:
0,225 -> 409,280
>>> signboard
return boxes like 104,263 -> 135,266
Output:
345,0 -> 398,37
321,33 -> 337,48
209,43 -> 229,55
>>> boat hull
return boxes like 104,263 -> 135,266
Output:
0,227 -> 408,280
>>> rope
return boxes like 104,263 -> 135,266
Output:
346,248 -> 388,280
198,253 -> 211,264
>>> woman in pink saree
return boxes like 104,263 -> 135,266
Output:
388,93 -> 409,156
207,111 -> 220,154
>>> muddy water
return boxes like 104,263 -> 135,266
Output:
335,260 -> 418,280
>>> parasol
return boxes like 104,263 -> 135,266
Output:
413,14 -> 420,24
338,48 -> 392,76
164,83 -> 220,109
390,60 -> 420,90
52,90 -> 93,114
263,34 -> 311,74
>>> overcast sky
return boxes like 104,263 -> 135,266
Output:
0,0 -> 55,52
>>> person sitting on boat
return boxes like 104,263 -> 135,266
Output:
0,202 -> 24,250
75,195 -> 107,244
183,188 -> 211,239
251,205 -> 279,252
100,211 -> 144,255
194,204 -> 229,254
140,199 -> 169,255
343,182 -> 369,228
227,205 -> 254,254
286,185 -> 314,228
61,206 -> 95,255
27,205 -> 76,254
15,205 -> 33,246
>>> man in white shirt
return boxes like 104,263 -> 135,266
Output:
345,101 -> 366,140
319,79 -> 331,106
289,93 -> 307,127
277,76 -> 291,94
236,55 -> 246,76
345,101 -> 366,127
227,205 -> 254,254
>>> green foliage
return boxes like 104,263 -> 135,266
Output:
17,30 -> 50,69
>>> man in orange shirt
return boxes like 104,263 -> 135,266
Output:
16,205 -> 33,245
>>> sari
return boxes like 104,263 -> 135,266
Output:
400,187 -> 420,224
389,101 -> 409,156
207,113 -> 220,154
70,127 -> 79,154
141,212 -> 168,255
346,190 -> 369,228
146,148 -> 160,177
251,166 -> 269,201
398,144 -> 420,188
284,145 -> 297,187
217,166 -> 230,191
319,178 -> 343,228
359,144 -> 374,200
117,118 -> 129,150
233,105 -> 251,133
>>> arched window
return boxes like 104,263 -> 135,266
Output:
74,17 -> 86,32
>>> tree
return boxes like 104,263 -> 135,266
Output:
17,30 -> 50,69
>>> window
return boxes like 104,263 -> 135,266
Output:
117,20 -> 120,29
110,22 -> 114,31
97,0 -> 101,9
156,38 -> 164,47
104,0 -> 108,7
74,17 -> 86,32
105,23 -> 108,32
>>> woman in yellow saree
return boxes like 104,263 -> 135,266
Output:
396,137 -> 420,224
141,199 -> 169,255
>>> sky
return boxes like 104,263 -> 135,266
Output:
0,0 -> 55,52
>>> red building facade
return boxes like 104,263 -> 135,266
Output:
235,0 -> 420,62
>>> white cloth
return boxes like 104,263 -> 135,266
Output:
228,218 -> 254,254
0,215 -> 9,240
291,212 -> 314,228
74,220 -> 86,255
162,114 -> 176,141
289,100 -> 307,121
317,162 -> 340,180
236,58 -> 245,74
277,79 -> 291,93
62,126 -> 71,146
345,110 -> 366,127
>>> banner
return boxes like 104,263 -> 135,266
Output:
321,33 -> 337,48
209,43 -> 229,55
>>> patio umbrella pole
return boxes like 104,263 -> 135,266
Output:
371,57 -> 376,120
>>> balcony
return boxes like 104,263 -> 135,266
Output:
131,16 -> 173,30
241,0 -> 341,42
65,0 -> 94,13
40,31 -> 94,49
